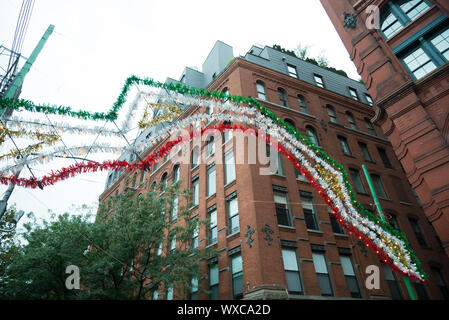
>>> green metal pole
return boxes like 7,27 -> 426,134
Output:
3,24 -> 55,99
361,164 -> 417,300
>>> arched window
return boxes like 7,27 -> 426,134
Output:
151,181 -> 157,192
306,126 -> 320,146
161,172 -> 168,192
278,88 -> 288,107
173,164 -> 180,183
327,105 -> 338,124
346,112 -> 358,130
298,95 -> 308,113
284,118 -> 296,131
256,81 -> 267,100
192,146 -> 199,169
222,87 -> 229,95
380,0 -> 431,39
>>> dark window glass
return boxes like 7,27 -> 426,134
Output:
327,106 -> 338,123
349,168 -> 366,194
371,174 -> 388,199
340,255 -> 362,298
358,142 -> 373,162
209,262 -> 219,300
231,254 -> 243,300
306,126 -> 320,146
312,252 -> 334,296
256,81 -> 267,100
382,263 -> 403,300
409,218 -> 428,247
301,191 -> 318,230
278,88 -> 288,107
377,148 -> 393,168
431,267 -> 449,300
346,112 -> 358,130
298,95 -> 308,113
274,190 -> 292,226
282,248 -> 303,294
338,136 -> 352,156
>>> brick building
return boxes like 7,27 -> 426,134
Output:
319,0 -> 449,260
99,41 -> 449,299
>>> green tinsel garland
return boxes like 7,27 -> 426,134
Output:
0,75 -> 427,279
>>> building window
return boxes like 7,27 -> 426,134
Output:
166,285 -> 173,300
209,260 -> 219,300
370,174 -> 389,200
227,193 -> 239,235
208,205 -> 217,245
431,267 -> 449,299
278,88 -> 288,107
192,175 -> 199,206
340,254 -> 362,298
190,277 -> 198,300
358,142 -> 373,162
282,248 -> 304,295
431,27 -> 449,60
349,88 -> 359,101
409,218 -> 428,247
295,166 -> 309,182
231,253 -> 243,300
327,105 -> 338,123
300,191 -> 319,231
161,173 -> 168,192
380,0 -> 431,40
256,81 -> 267,100
306,126 -> 320,146
224,149 -> 236,185
377,147 -> 393,168
154,159 -> 159,171
329,208 -> 345,234
169,234 -> 176,255
287,64 -> 298,78
413,280 -> 429,300
388,213 -> 401,231
364,118 -> 377,136
222,121 -> 233,144
207,106 -> 214,115
297,95 -> 308,113
312,251 -> 334,296
171,194 -> 178,221
206,135 -> 215,157
173,164 -> 180,183
365,94 -> 374,106
349,168 -> 367,194
338,136 -> 352,156
207,163 -> 216,197
153,288 -> 159,300
346,112 -> 358,130
267,143 -> 284,175
192,146 -> 199,169
222,87 -> 229,96
314,74 -> 324,88
402,47 -> 437,80
274,189 -> 292,227
191,218 -> 198,250
382,263 -> 403,300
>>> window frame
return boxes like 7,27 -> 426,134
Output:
287,64 -> 298,78
300,190 -> 319,231
314,74 -> 324,88
256,81 -> 267,100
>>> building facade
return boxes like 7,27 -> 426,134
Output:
319,0 -> 449,259
99,41 -> 449,300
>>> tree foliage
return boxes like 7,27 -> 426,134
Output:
0,182 -> 219,300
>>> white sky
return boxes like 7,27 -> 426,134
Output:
0,0 -> 360,229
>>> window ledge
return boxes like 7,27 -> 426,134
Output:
226,231 -> 240,240
206,242 -> 218,249
307,229 -> 323,234
206,193 -> 216,201
399,201 -> 413,206
224,179 -> 236,189
278,225 -> 296,231
334,233 -> 348,238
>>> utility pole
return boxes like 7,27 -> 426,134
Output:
361,164 -> 417,300
0,25 -> 54,222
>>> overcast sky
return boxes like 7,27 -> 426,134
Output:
0,0 -> 360,229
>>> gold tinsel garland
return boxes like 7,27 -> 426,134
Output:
138,103 -> 182,129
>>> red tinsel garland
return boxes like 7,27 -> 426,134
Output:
0,123 -> 424,281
